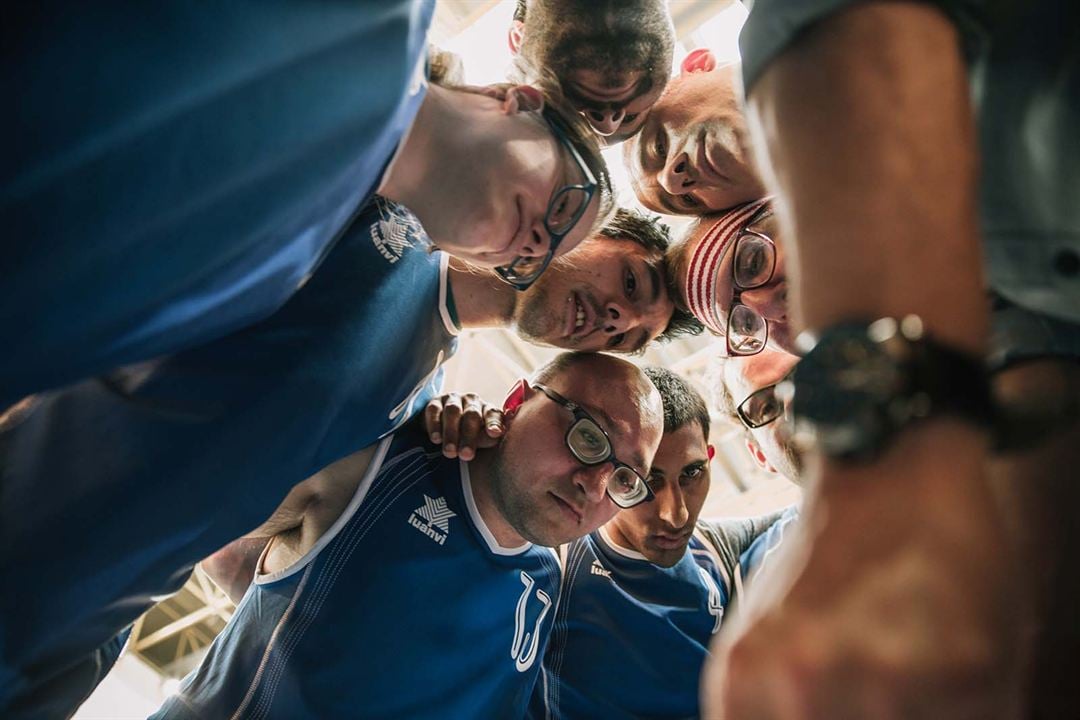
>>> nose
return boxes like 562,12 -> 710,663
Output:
518,223 -> 552,259
573,463 -> 611,505
583,108 -> 625,136
603,300 -> 642,335
737,283 -> 787,321
656,484 -> 689,529
657,150 -> 696,195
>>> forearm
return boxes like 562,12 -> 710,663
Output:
748,2 -> 985,354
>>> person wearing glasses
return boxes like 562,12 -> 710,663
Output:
3,4 -> 613,409
148,352 -> 663,719
507,0 -> 675,143
714,346 -> 803,484
0,205 -> 695,717
525,367 -> 786,720
624,52 -> 767,216
664,197 -> 793,357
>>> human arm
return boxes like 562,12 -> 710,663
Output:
705,2 -> 1024,717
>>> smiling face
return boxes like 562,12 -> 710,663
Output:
510,0 -> 675,143
678,203 -> 795,354
625,55 -> 765,215
487,355 -> 664,547
563,68 -> 667,142
513,235 -> 676,353
425,99 -> 603,271
605,421 -> 711,567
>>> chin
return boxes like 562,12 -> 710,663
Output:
644,545 -> 688,568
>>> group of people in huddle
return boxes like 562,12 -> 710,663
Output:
3,0 -> 1078,718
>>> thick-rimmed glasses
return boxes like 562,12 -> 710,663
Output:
533,383 -> 653,508
737,383 -> 785,429
719,211 -> 777,357
735,362 -> 796,428
494,110 -> 598,291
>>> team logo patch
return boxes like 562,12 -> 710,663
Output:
590,559 -> 612,579
370,197 -> 425,264
408,494 -> 456,545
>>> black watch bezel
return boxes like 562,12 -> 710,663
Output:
787,316 -> 992,461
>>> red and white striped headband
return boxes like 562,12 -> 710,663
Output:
685,197 -> 772,335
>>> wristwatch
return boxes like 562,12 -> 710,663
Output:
782,316 -> 994,461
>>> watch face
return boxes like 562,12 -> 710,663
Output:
792,326 -> 906,459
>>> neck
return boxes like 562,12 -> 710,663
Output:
377,85 -> 449,211
467,450 -> 528,548
447,259 -> 517,330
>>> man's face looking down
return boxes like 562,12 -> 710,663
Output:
625,51 -> 766,215
487,355 -> 664,547
675,201 -> 796,355
514,235 -> 676,353
723,347 -> 803,482
508,0 -> 676,143
605,419 -> 712,567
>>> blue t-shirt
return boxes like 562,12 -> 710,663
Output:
532,515 -> 783,720
0,199 -> 458,717
1,0 -> 434,406
154,421 -> 562,719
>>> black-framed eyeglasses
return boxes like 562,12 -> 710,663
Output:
532,383 -> 653,508
736,368 -> 795,429
719,208 -> 777,357
494,110 -> 599,291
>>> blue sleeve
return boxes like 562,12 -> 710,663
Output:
0,0 -> 434,406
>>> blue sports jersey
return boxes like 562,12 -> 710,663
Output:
153,420 -> 562,719
0,199 -> 458,717
532,527 -> 728,720
531,514 -> 787,720
738,506 -> 799,592
1,0 -> 434,406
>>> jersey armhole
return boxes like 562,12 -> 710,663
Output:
693,522 -> 733,592
255,435 -> 393,585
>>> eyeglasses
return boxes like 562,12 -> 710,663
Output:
719,210 -> 777,357
532,383 -> 653,509
737,383 -> 785,429
735,366 -> 795,429
494,110 -> 599,291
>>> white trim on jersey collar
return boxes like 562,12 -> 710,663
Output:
597,526 -> 651,562
438,253 -> 461,337
254,436 -> 393,585
460,459 -> 532,556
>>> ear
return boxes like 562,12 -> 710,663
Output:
680,48 -> 717,75
508,20 -> 525,54
707,444 -> 716,461
501,85 -> 545,115
502,378 -> 530,416
744,438 -> 777,474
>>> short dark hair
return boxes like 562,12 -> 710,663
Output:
643,366 -> 710,440
596,209 -> 704,345
511,1 -> 674,108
